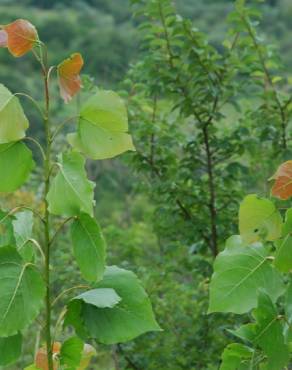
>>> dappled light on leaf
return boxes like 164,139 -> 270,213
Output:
271,160 -> 292,200
58,52 -> 84,103
2,19 -> 38,57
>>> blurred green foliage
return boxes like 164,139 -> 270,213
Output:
1,0 -> 292,369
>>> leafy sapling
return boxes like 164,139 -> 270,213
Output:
0,19 -> 160,369
209,160 -> 292,368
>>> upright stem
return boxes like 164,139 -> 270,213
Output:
41,46 -> 54,370
202,125 -> 218,257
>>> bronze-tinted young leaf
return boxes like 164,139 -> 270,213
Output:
270,160 -> 292,200
35,342 -> 60,370
58,53 -> 84,103
2,19 -> 38,57
0,30 -> 7,47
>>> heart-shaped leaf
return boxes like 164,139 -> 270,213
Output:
208,235 -> 284,314
47,152 -> 95,217
270,160 -> 292,200
58,53 -> 84,103
68,90 -> 135,160
13,210 -> 34,261
0,85 -> 29,143
0,246 -> 45,336
65,266 -> 161,344
1,19 -> 38,57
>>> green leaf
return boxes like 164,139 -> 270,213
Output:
284,281 -> 292,343
220,343 -> 253,370
68,90 -> 135,160
274,208 -> 292,272
0,84 -> 29,143
24,365 -> 41,370
274,235 -> 292,273
0,333 -> 22,366
239,194 -> 282,244
0,246 -> 45,336
208,235 -> 284,314
74,288 -> 121,308
0,210 -> 16,247
282,208 -> 292,236
66,266 -> 161,344
0,142 -> 34,192
13,210 -> 34,261
70,213 -> 106,282
47,152 -> 95,217
60,336 -> 83,369
235,291 -> 289,370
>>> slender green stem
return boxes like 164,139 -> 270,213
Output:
51,116 -> 79,143
41,43 -> 54,370
24,136 -> 46,161
49,216 -> 75,246
0,205 -> 45,224
51,285 -> 90,307
14,92 -> 45,118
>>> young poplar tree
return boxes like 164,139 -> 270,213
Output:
0,19 -> 159,369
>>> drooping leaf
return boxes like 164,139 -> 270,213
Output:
66,266 -> 161,344
285,282 -> 292,343
35,342 -> 60,370
79,344 -> 96,370
0,85 -> 29,143
70,213 -> 106,282
74,288 -> 121,308
208,235 -> 284,314
1,19 -> 38,57
13,210 -> 34,261
0,210 -> 16,246
235,291 -> 289,370
58,53 -> 84,103
68,90 -> 135,160
0,246 -> 45,336
64,300 -> 89,340
60,337 -> 83,369
239,194 -> 282,244
47,152 -> 95,217
0,333 -> 22,366
270,160 -> 292,200
219,343 -> 253,370
0,30 -> 7,47
0,141 -> 34,192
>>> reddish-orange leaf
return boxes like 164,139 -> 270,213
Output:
35,342 -> 61,370
58,53 -> 84,103
271,160 -> 292,200
0,30 -> 7,47
2,19 -> 38,57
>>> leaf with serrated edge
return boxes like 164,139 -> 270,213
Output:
208,235 -> 284,314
